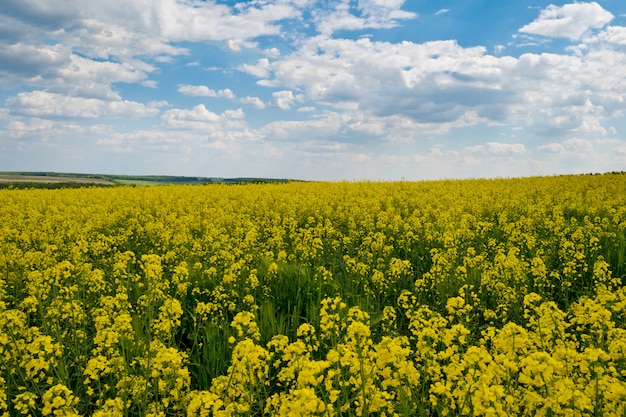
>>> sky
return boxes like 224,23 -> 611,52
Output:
1,1 -> 626,181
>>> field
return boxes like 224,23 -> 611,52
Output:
0,174 -> 625,416
0,172 -> 292,189
0,174 -> 116,188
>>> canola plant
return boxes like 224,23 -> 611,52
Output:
0,174 -> 625,416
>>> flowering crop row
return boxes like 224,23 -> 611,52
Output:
0,174 -> 625,416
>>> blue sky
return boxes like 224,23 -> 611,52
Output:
1,1 -> 626,180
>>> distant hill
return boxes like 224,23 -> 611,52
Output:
0,172 -> 297,189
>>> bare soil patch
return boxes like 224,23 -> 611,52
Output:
0,175 -> 115,185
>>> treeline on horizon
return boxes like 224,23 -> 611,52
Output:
0,172 -> 294,189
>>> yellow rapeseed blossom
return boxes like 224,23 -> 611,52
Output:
41,384 -> 79,416
1,174 -> 626,415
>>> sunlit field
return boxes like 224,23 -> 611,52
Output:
1,174 -> 625,416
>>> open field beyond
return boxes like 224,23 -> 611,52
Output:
0,173 -> 293,188
0,174 -> 625,416
0,175 -> 115,185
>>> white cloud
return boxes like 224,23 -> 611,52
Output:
485,142 -> 526,155
58,18 -> 187,60
0,0 -> 310,105
54,54 -> 152,99
519,2 -> 613,40
0,42 -> 70,83
586,25 -> 626,45
161,104 -> 249,133
222,108 -> 245,120
6,118 -> 55,138
241,36 -> 519,128
265,47 -> 281,58
510,47 -> 626,134
162,104 -> 221,126
466,142 -> 526,155
538,138 -> 596,154
154,0 -> 301,42
239,58 -> 272,78
148,100 -> 169,109
259,109 -> 466,146
240,96 -> 267,109
260,112 -> 368,143
295,140 -> 349,153
2,0 -> 306,44
539,143 -> 566,153
435,9 -> 450,16
224,39 -> 258,52
272,90 -> 296,110
6,90 -> 159,118
563,138 -> 594,152
178,85 -> 236,99
0,41 -> 155,99
314,0 -> 416,36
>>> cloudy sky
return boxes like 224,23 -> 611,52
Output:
1,1 -> 626,180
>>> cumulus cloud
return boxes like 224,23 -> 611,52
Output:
59,18 -> 187,61
272,91 -> 296,110
0,41 -> 155,99
314,0 -> 416,36
178,85 -> 236,99
0,0 -> 311,105
54,54 -> 153,99
0,2 -> 184,93
224,39 -> 258,52
563,138 -> 594,153
6,118 -> 55,138
1,0 -> 78,29
519,2 -> 613,40
6,90 -> 159,118
240,96 -> 267,109
260,112 -> 380,144
539,143 -> 566,153
466,142 -> 526,155
161,104 -> 249,133
259,109 -> 464,145
585,25 -> 626,45
538,138 -> 597,154
239,58 -> 272,78
3,0 -> 308,43
162,104 -> 221,126
485,142 -> 526,155
238,16 -> 626,137
0,43 -> 70,81
240,36 -> 520,129
155,0 -> 303,42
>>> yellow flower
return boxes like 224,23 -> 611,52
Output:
93,398 -> 125,417
13,392 -> 37,415
230,311 -> 261,342
41,384 -> 79,416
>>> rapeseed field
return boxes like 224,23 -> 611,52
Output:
0,174 -> 625,416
